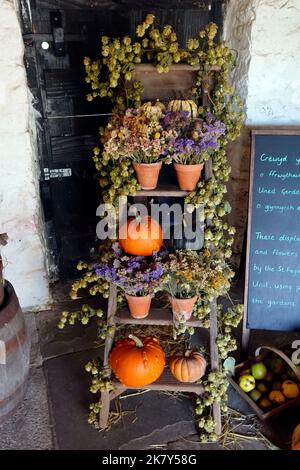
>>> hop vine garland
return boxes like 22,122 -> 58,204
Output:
59,15 -> 245,442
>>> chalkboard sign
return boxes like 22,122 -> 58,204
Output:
245,129 -> 300,332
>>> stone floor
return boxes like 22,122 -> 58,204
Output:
0,279 -> 299,450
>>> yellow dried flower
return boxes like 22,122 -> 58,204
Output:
145,14 -> 155,25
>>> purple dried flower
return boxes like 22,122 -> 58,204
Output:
149,265 -> 164,279
162,111 -> 190,133
165,114 -> 226,164
93,244 -> 164,296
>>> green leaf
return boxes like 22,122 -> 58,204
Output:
223,201 -> 232,214
223,356 -> 236,376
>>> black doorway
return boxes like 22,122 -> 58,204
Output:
19,0 -> 224,280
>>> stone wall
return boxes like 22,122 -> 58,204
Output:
0,0 -> 50,309
223,0 -> 300,267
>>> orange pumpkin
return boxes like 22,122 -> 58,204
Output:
119,216 -> 163,256
169,350 -> 207,383
109,335 -> 165,387
292,423 -> 300,450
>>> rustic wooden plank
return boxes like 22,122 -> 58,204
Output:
136,185 -> 188,197
99,391 -> 110,429
209,300 -> 222,437
135,64 -> 201,73
35,1 -> 218,11
115,307 -> 203,327
50,135 -> 97,162
103,284 -> 117,368
19,0 -> 33,34
36,0 -> 117,9
241,132 -> 255,356
47,115 -> 105,138
204,158 -> 213,182
47,97 -> 74,117
113,368 -> 205,393
25,32 -> 85,41
132,64 -> 199,101
45,69 -> 83,99
99,283 -> 118,429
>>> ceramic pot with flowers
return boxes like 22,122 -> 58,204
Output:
169,295 -> 198,321
102,106 -> 166,191
163,114 -> 226,191
125,294 -> 152,319
163,251 -> 215,323
93,243 -> 164,320
133,161 -> 162,190
173,162 -> 204,191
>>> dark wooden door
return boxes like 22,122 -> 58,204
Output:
20,0 -> 223,280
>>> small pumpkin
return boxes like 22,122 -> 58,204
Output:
169,350 -> 206,383
292,423 -> 300,450
119,216 -> 163,256
141,101 -> 165,118
282,380 -> 299,399
168,100 -> 198,119
109,335 -> 165,387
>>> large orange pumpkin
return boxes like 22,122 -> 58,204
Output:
119,216 -> 163,256
169,350 -> 207,383
109,335 -> 165,387
292,423 -> 300,450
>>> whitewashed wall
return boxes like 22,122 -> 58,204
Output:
223,0 -> 300,265
247,0 -> 300,124
0,0 -> 50,310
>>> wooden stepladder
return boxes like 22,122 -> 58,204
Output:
99,64 -> 222,436
99,186 -> 221,437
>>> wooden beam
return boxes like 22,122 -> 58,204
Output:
136,185 -> 188,197
34,0 -> 220,11
209,300 -> 222,437
99,283 -> 117,429
103,283 -> 117,367
116,307 -> 203,327
113,368 -> 205,393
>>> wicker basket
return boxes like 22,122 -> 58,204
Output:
229,346 -> 300,420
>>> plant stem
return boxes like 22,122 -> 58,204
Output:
129,334 -> 144,348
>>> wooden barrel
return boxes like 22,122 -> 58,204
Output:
0,280 -> 30,422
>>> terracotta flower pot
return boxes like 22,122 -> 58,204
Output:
125,294 -> 152,319
169,295 -> 198,321
133,162 -> 162,190
173,163 -> 204,191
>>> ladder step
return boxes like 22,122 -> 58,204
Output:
112,368 -> 204,394
115,307 -> 203,327
136,185 -> 187,197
